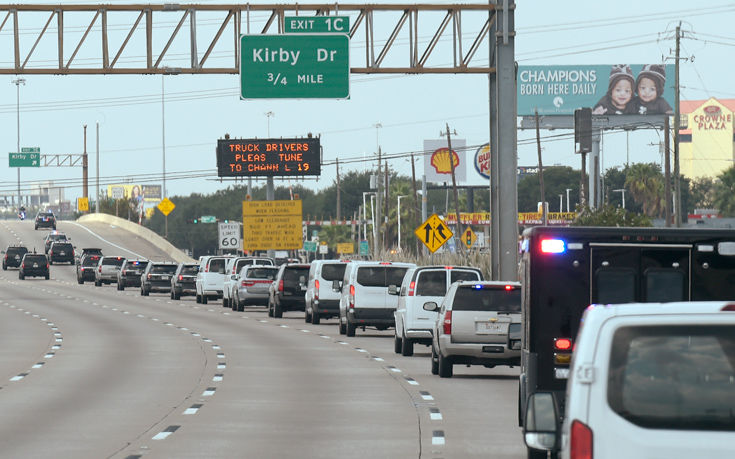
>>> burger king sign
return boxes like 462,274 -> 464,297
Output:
474,143 -> 491,179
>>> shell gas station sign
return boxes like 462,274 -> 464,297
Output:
423,139 -> 466,184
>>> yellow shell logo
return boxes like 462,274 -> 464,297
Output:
430,148 -> 459,174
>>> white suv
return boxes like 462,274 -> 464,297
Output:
337,261 -> 415,337
523,301 -> 735,459
392,265 -> 483,356
195,255 -> 231,304
222,256 -> 274,308
305,259 -> 349,324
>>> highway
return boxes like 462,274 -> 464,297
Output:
0,219 -> 525,459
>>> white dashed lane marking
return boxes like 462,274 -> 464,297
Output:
405,377 -> 419,386
432,430 -> 446,445
420,391 -> 434,401
183,404 -> 203,415
152,425 -> 180,440
202,387 -> 216,396
430,408 -> 443,420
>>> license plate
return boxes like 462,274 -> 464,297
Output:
476,322 -> 508,334
555,368 -> 570,379
161,275 -> 169,280
60,251 -> 65,255
33,263 -> 39,268
301,286 -> 307,291
14,255 -> 20,260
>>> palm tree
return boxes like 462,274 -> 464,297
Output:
713,167 -> 735,217
624,163 -> 665,218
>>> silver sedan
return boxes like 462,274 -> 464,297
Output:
233,265 -> 279,311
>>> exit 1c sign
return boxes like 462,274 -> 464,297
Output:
284,16 -> 350,34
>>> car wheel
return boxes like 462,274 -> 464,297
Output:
45,273 -> 50,280
94,280 -> 101,287
274,301 -> 283,318
438,352 -> 453,378
49,260 -> 53,265
237,302 -> 244,312
339,316 -> 347,335
117,283 -> 123,291
196,294 -> 201,303
19,272 -> 24,280
394,334 -> 403,354
2,264 -> 6,270
312,312 -> 320,325
268,300 -> 274,317
34,226 -> 38,230
201,294 -> 208,304
401,335 -> 414,357
346,320 -> 356,337
78,278 -> 84,284
173,290 -> 180,300
431,346 -> 440,375
305,308 -> 312,323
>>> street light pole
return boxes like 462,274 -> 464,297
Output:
566,188 -> 572,212
96,122 -> 100,213
12,78 -> 25,209
613,189 -> 626,209
559,194 -> 563,212
397,195 -> 408,252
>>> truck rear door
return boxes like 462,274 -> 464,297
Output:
590,243 -> 691,304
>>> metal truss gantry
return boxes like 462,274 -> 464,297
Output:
0,3 -> 495,75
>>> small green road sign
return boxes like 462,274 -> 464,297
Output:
240,34 -> 349,99
200,215 -> 217,224
303,241 -> 317,252
359,240 -> 369,256
9,152 -> 40,167
284,16 -> 350,34
21,147 -> 40,153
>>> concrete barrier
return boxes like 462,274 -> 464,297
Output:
77,213 -> 195,263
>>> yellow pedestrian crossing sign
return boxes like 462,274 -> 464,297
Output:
462,227 -> 477,249
415,214 -> 453,253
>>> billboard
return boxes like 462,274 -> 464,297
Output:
107,184 -> 161,202
423,139 -> 467,184
217,137 -> 321,177
518,64 -> 674,116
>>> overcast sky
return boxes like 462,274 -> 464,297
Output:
0,0 -> 732,206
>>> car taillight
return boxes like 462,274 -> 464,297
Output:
278,280 -> 284,292
349,284 -> 355,308
178,275 -> 183,281
570,420 -> 593,459
46,263 -> 49,268
98,266 -> 102,272
147,273 -> 151,279
21,263 -> 25,269
205,265 -> 209,273
408,281 -> 416,296
554,338 -> 573,351
242,280 -> 255,287
442,310 -> 452,335
314,279 -> 320,299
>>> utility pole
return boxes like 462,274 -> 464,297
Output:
12,78 -> 25,209
674,22 -> 682,227
384,165 -> 389,251
375,146 -> 382,259
95,122 -> 100,213
664,116 -> 672,227
535,110 -> 547,226
411,154 -> 419,256
83,125 -> 88,200
442,123 -> 463,252
336,158 -> 341,221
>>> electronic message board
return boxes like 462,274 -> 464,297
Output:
217,137 -> 321,177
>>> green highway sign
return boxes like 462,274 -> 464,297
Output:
303,241 -> 317,252
359,240 -> 369,256
284,16 -> 350,34
200,215 -> 217,224
9,152 -> 40,167
21,147 -> 40,153
240,34 -> 349,99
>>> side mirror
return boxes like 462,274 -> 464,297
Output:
387,285 -> 399,295
231,275 -> 237,280
332,280 -> 342,292
523,392 -> 560,452
423,301 -> 438,312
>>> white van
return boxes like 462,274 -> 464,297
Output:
392,265 -> 483,356
337,261 -> 415,337
195,255 -> 231,304
523,302 -> 735,458
305,259 -> 349,324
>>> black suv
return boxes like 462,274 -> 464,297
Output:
2,245 -> 29,270
141,262 -> 178,296
268,263 -> 310,318
117,259 -> 149,290
76,248 -> 103,284
48,242 -> 75,264
19,253 -> 50,280
171,263 -> 198,300
44,232 -> 68,253
34,211 -> 56,230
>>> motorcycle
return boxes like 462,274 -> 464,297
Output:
18,208 -> 25,220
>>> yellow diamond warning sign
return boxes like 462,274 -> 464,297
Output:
157,197 -> 175,216
461,227 -> 477,249
415,214 -> 453,253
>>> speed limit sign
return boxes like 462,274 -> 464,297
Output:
218,222 -> 242,250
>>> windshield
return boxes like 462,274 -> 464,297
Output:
151,265 -> 177,274
452,285 -> 521,312
356,266 -> 409,287
181,265 -> 198,275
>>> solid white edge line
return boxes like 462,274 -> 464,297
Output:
65,221 -> 145,258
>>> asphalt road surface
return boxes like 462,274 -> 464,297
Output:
0,219 -> 525,459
